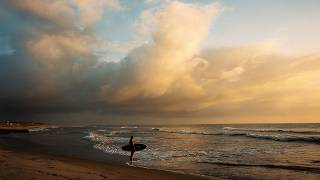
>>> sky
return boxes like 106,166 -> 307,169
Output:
0,0 -> 320,124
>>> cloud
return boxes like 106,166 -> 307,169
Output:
8,0 -> 122,27
28,34 -> 93,62
196,46 -> 320,120
98,1 -> 220,102
144,0 -> 155,4
0,37 -> 15,55
9,0 -> 76,27
75,0 -> 123,25
1,0 -> 320,123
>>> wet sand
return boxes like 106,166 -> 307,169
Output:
0,147 -> 215,180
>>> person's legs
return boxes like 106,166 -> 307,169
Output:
130,151 -> 134,161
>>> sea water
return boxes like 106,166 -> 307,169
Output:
1,124 -> 320,179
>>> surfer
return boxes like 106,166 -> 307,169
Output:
130,136 -> 136,162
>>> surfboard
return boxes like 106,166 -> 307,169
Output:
121,144 -> 147,151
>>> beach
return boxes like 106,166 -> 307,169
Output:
0,124 -> 319,179
0,147 -> 212,180
2,0 -> 320,179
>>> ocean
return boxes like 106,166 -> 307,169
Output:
1,124 -> 320,179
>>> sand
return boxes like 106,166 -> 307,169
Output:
0,147 -> 215,180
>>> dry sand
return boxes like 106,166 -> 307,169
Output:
0,147 -> 215,180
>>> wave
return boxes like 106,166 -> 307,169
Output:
106,130 -> 131,136
83,132 -> 109,142
29,127 -> 49,132
83,132 -> 149,157
153,128 -> 219,136
231,133 -> 320,144
83,132 -> 122,155
198,161 -> 320,174
29,125 -> 59,132
93,143 -> 128,156
83,131 -> 153,145
222,127 -> 320,134
90,129 -> 130,136
83,132 -> 129,142
152,128 -> 320,144
96,129 -> 106,132
121,126 -> 138,129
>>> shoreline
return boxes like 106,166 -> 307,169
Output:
0,146 -> 216,180
0,122 -> 48,134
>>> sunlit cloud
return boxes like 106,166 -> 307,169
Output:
9,0 -> 122,27
0,0 -> 320,123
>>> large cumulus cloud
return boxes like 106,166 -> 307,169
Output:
0,0 -> 113,118
0,0 -> 320,123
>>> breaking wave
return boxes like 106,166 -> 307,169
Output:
93,143 -> 128,156
83,132 -> 130,156
222,127 -> 320,134
29,125 -> 59,132
233,133 -> 320,144
83,131 -> 129,143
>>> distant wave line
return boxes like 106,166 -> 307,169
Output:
232,133 -> 320,144
222,127 -> 320,134
152,128 -> 220,135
